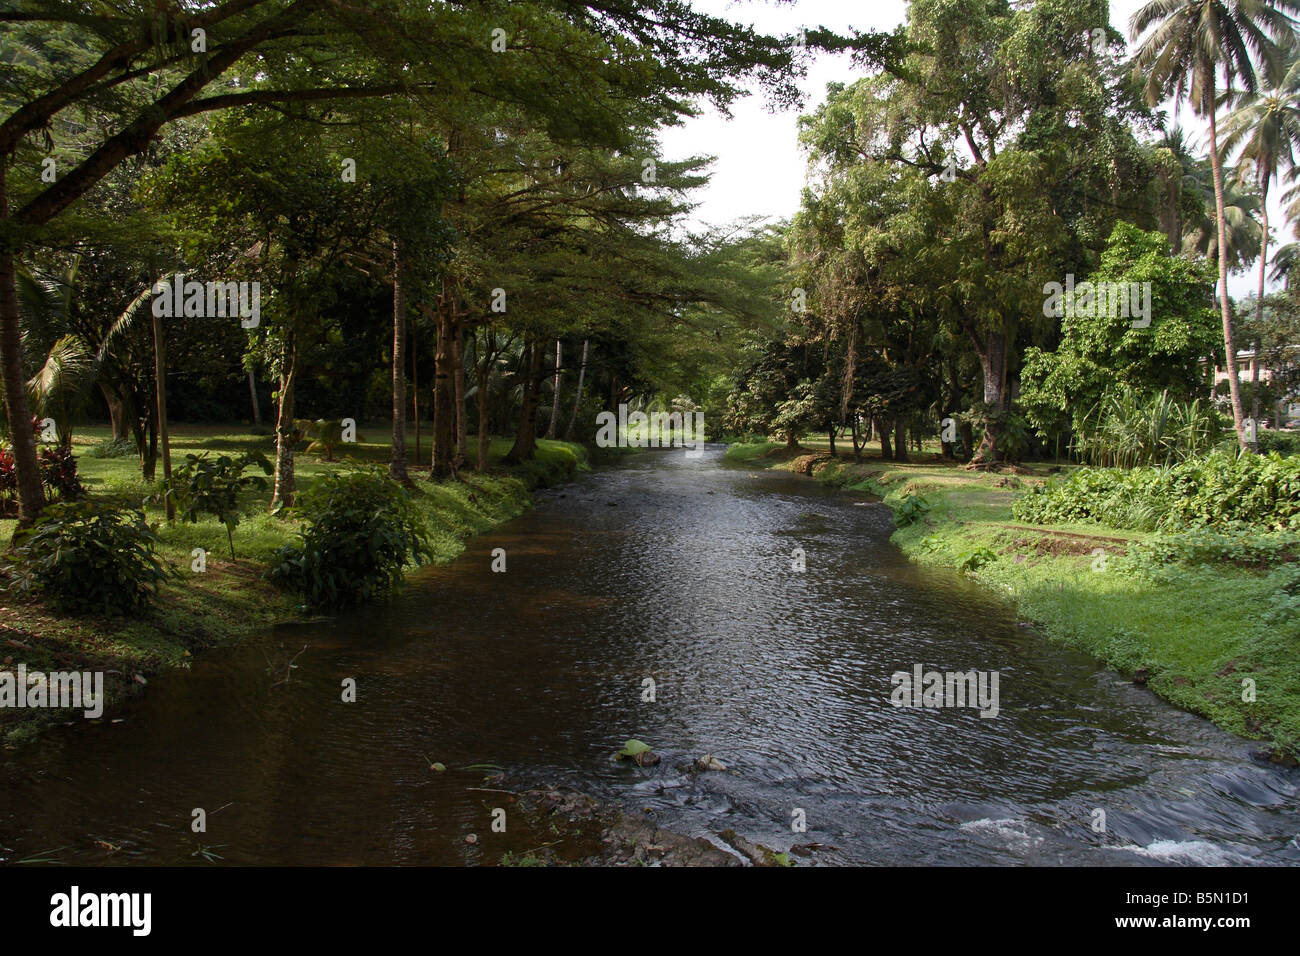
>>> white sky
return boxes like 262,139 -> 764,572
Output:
659,0 -> 1271,296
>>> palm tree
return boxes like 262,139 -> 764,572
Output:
1221,50 -> 1300,428
1182,163 -> 1264,265
1130,0 -> 1300,451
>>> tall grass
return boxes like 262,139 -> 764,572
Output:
1073,387 -> 1223,468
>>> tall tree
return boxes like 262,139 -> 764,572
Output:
1130,0 -> 1300,450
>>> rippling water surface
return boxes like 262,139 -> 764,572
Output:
2,447 -> 1297,865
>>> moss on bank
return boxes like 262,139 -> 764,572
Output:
0,427 -> 589,743
728,439 -> 1300,762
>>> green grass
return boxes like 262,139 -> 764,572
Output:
0,424 -> 589,743
745,437 -> 1300,761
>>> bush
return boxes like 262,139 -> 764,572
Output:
153,451 -> 271,557
85,437 -> 138,458
3,501 -> 171,616
1013,452 -> 1300,531
895,492 -> 931,527
1126,528 -> 1300,570
38,444 -> 84,500
0,441 -> 84,517
1258,430 -> 1300,457
268,469 -> 430,608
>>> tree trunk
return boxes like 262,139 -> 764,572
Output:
430,285 -> 456,479
1252,180 -> 1267,436
100,382 -> 130,441
971,330 -> 1008,464
851,415 -> 861,461
248,368 -> 261,427
545,339 -> 562,439
412,313 -> 420,465
828,425 -> 837,457
564,338 -> 589,441
151,308 -> 174,520
390,238 -> 410,484
1207,102 -> 1249,451
453,316 -> 467,470
893,418 -> 908,462
476,327 -> 494,471
0,165 -> 43,526
143,405 -> 157,482
271,330 -> 297,509
877,416 -> 892,459
505,336 -> 543,463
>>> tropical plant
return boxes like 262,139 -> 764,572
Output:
3,501 -> 172,616
294,418 -> 363,462
1073,387 -> 1224,467
152,452 -> 273,558
267,469 -> 430,608
1130,0 -> 1300,452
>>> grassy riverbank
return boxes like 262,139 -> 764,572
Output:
0,426 -> 589,743
727,440 -> 1300,763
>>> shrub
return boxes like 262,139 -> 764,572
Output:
268,469 -> 430,607
0,440 -> 84,517
3,501 -> 171,616
1258,430 -> 1300,457
38,444 -> 83,500
1013,452 -> 1300,531
958,546 -> 997,572
153,451 -> 272,557
293,418 -> 363,460
85,437 -> 137,459
1126,528 -> 1300,570
895,492 -> 931,527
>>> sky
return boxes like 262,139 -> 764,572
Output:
657,0 -> 1270,296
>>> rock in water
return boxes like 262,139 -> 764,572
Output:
694,755 -> 726,772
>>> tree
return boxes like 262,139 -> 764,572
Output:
1130,0 -> 1300,451
1020,223 -> 1222,445
3,0 -> 857,523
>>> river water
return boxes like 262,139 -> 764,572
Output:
2,447 -> 1297,865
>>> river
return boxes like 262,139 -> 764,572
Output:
2,446 -> 1297,865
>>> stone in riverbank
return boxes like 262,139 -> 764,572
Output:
514,787 -> 739,866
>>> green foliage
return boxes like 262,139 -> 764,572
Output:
1071,386 -> 1224,467
1259,430 -> 1300,457
268,469 -> 431,608
1013,452 -> 1300,531
1019,223 -> 1220,446
895,492 -> 931,526
4,501 -> 171,616
1126,528 -> 1300,574
153,452 -> 272,558
85,437 -> 138,459
957,546 -> 998,572
294,419 -> 362,462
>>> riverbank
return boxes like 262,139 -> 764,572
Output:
727,440 -> 1300,763
0,426 -> 591,744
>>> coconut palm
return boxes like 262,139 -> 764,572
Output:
1269,236 -> 1300,284
1221,50 -> 1300,426
1182,163 -> 1264,265
1130,0 -> 1300,452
